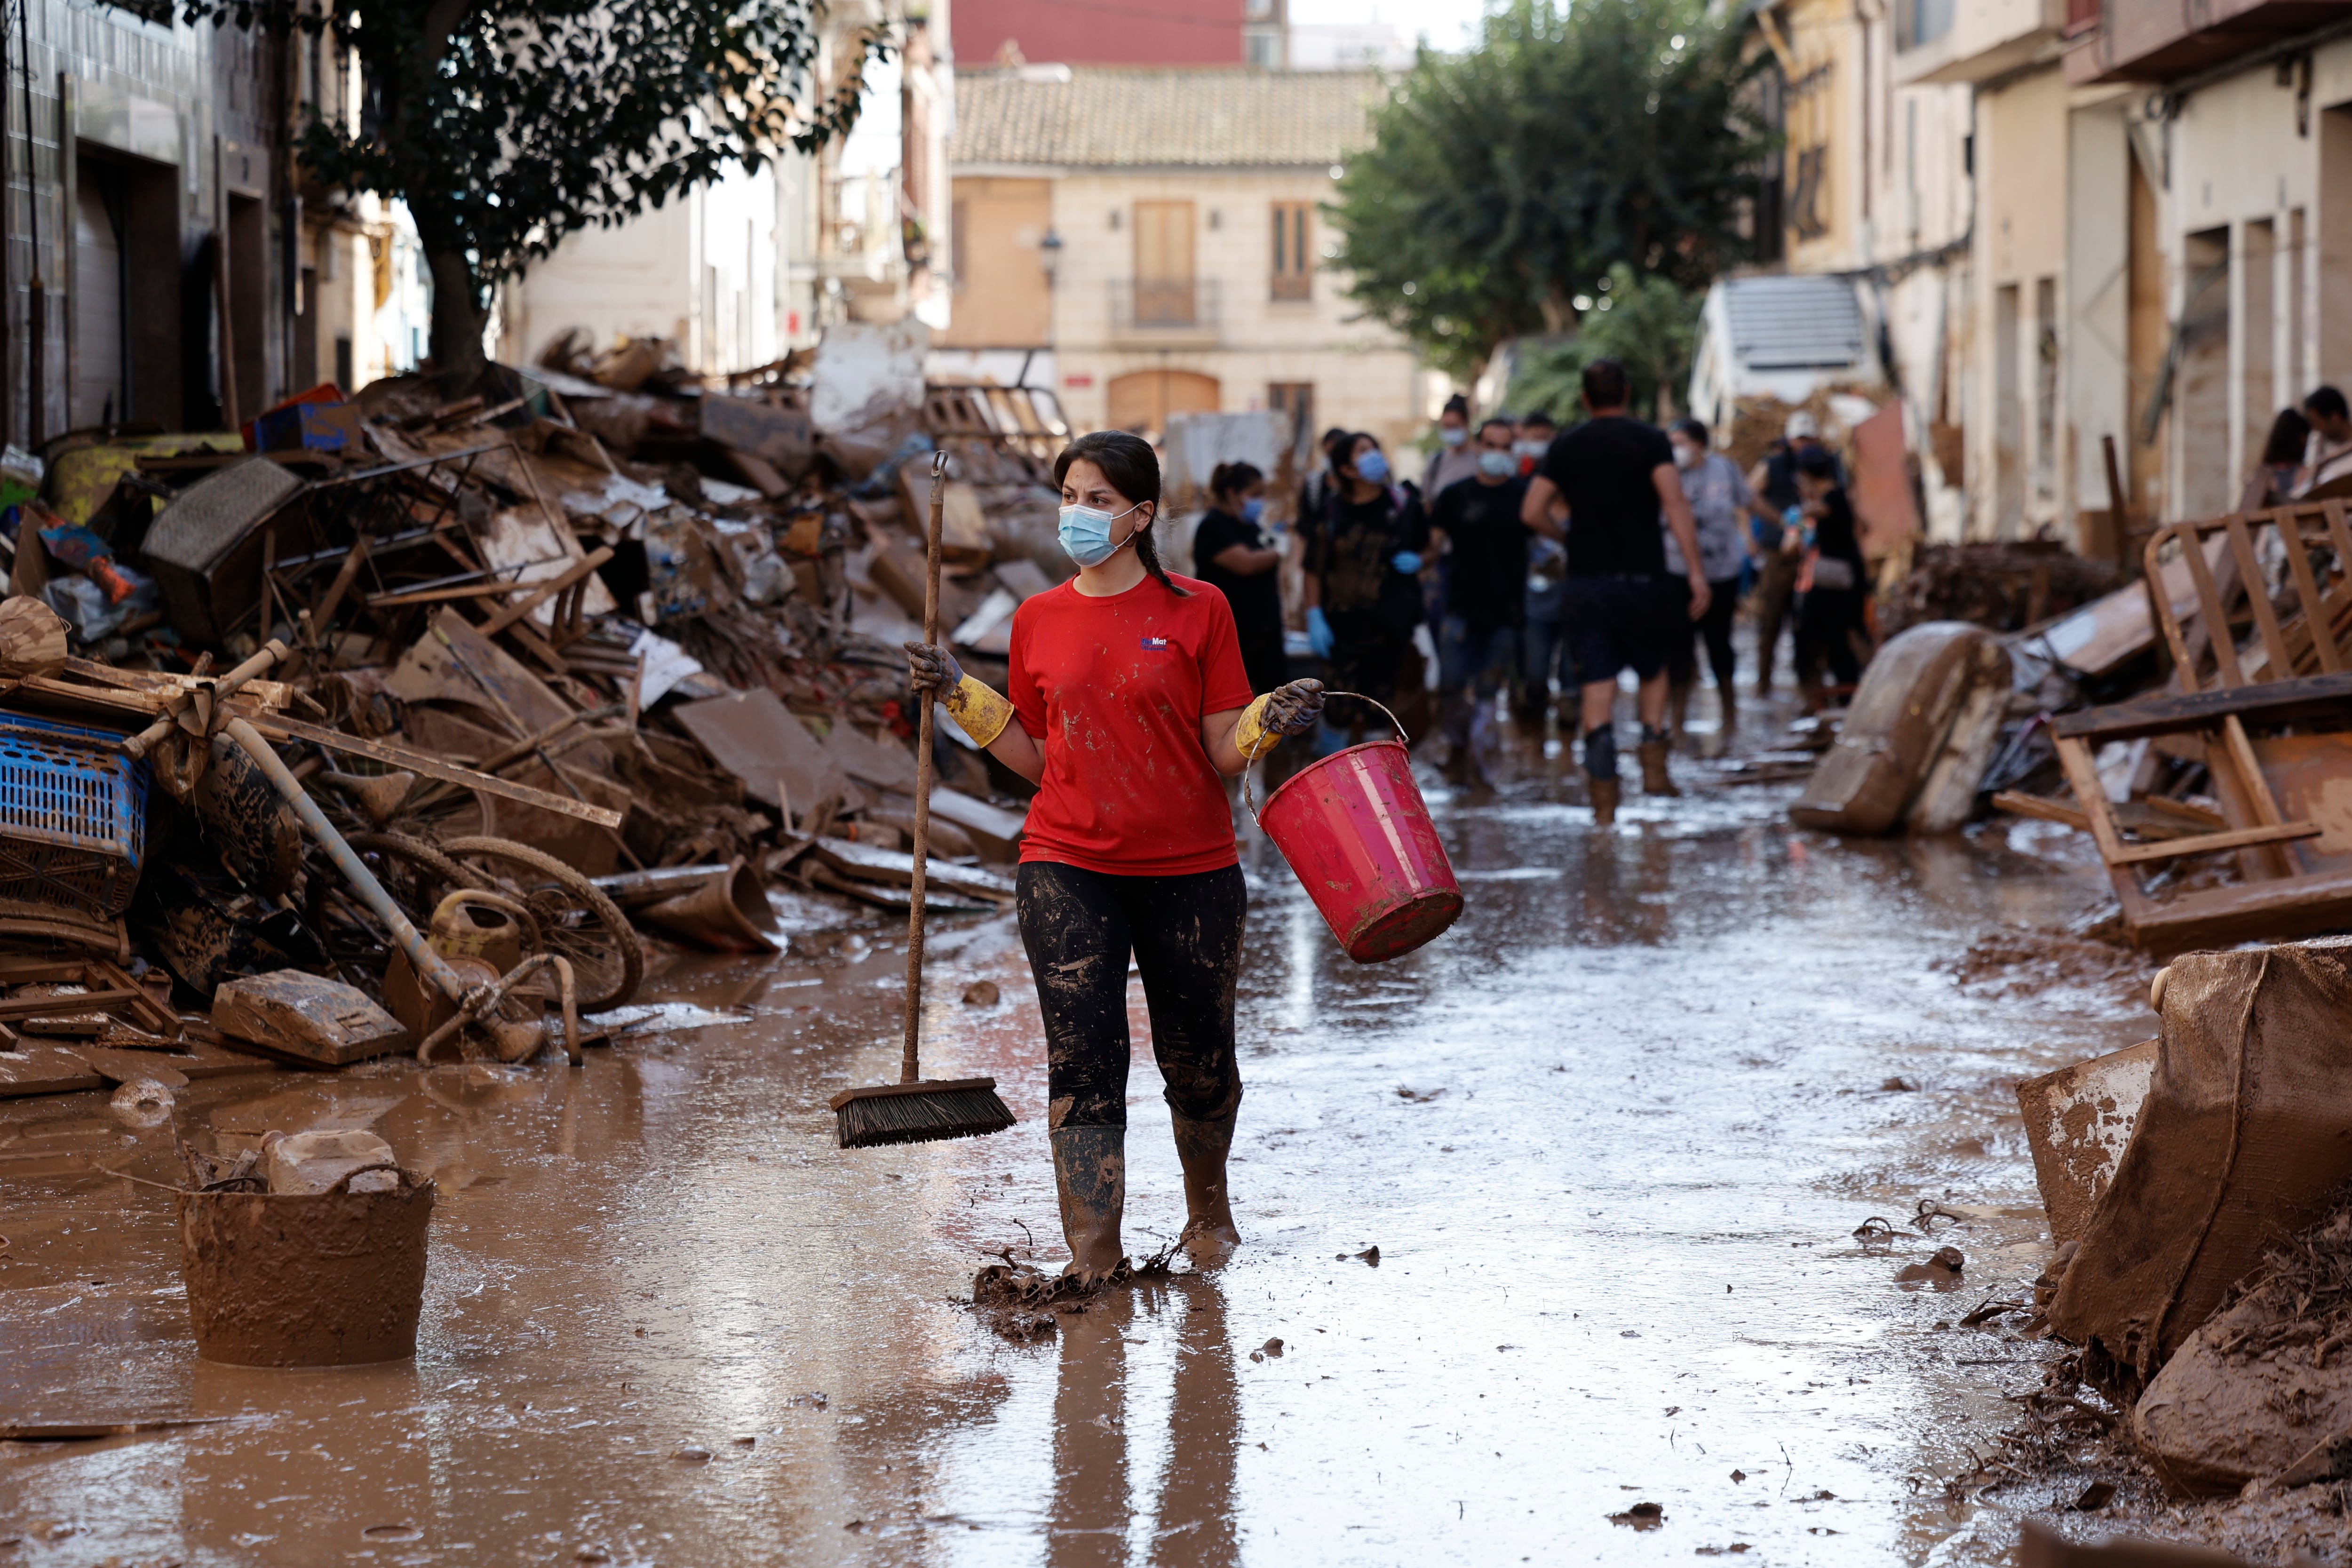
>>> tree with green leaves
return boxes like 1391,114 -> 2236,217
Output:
1506,263 -> 1701,422
1327,0 -> 1767,382
182,0 -> 884,386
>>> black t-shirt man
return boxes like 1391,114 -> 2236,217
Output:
1429,473 -> 1531,634
1535,416 -> 1677,578
1193,504 -> 1286,691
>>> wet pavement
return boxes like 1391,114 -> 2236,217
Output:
1,703 -> 2157,1566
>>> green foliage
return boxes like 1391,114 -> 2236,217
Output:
1505,264 -> 1701,422
182,0 -> 884,376
1326,0 -> 1768,379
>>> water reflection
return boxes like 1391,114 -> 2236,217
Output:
1046,1278 -> 1239,1567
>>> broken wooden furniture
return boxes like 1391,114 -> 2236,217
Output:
2048,504 -> 2352,949
1789,621 -> 2010,836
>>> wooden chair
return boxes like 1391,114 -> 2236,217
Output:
2051,503 -> 2352,951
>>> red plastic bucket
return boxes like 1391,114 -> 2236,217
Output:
1253,700 -> 1462,963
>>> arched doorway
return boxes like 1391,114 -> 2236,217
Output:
1106,369 -> 1219,434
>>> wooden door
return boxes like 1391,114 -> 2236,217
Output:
1107,369 -> 1220,434
1133,200 -> 1195,325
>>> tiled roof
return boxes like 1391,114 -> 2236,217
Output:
949,68 -> 1382,169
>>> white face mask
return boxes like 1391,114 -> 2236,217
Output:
1671,442 -> 1697,470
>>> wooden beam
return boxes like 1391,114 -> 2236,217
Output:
480,547 -> 615,637
240,712 -> 625,827
2106,818 -> 2321,866
1992,790 -> 2090,831
2051,669 -> 2352,742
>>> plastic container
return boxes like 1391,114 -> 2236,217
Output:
1255,703 -> 1462,963
175,1165 -> 434,1366
0,711 -> 149,917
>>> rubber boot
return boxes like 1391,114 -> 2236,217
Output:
1668,677 -> 1692,751
1050,1125 -> 1128,1285
1637,735 -> 1680,796
1714,685 -> 1738,752
1587,772 -> 1621,827
1170,1111 -> 1241,1265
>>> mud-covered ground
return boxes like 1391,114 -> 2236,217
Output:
2,688 -> 2223,1567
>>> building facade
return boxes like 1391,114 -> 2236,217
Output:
1,0 -> 427,444
939,67 -> 1426,453
500,0 -> 950,375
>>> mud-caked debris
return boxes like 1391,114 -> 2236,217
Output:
961,980 -> 1000,1007
1609,1502 -> 1665,1530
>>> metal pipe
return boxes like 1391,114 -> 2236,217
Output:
416,951 -> 555,1065
220,716 -> 471,1007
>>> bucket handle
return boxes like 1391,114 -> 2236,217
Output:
323,1162 -> 418,1196
1240,690 -> 1406,827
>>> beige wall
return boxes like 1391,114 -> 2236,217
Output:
1036,168 -> 1422,449
1965,65 -> 2070,538
938,176 -> 1052,349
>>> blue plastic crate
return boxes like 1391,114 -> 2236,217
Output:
0,711 -> 149,918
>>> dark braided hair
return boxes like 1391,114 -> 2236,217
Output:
1054,430 -> 1190,597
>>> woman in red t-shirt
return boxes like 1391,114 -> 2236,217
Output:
905,431 -> 1323,1282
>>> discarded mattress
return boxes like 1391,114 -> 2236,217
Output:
1788,621 -> 2010,836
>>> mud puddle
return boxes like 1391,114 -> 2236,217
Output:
2,697 -> 2157,1565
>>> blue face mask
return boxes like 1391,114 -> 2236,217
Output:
1477,449 -> 1515,478
1058,500 -> 1144,568
1438,426 -> 1468,447
1354,449 -> 1390,485
1240,497 -> 1265,524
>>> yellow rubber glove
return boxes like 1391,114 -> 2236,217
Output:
944,673 -> 1016,747
1234,679 -> 1325,759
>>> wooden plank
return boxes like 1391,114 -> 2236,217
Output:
2054,733 -> 2139,872
2126,866 -> 2352,953
241,712 -> 624,827
480,546 -> 614,637
2051,669 -> 2352,741
2226,516 -> 2291,678
2278,508 -> 2340,674
2145,529 -> 2201,685
361,580 -> 520,610
2105,819 -> 2321,866
2182,523 -> 2244,688
2223,714 -> 2288,824
1991,790 -> 2089,830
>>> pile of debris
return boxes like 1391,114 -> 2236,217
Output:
1801,499 -> 2352,955
1878,540 -> 2122,643
0,318 -> 1062,1104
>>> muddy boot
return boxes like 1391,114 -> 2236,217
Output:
1049,1125 -> 1127,1285
1668,678 -> 1692,750
1583,725 -> 1621,826
1714,685 -> 1738,753
1170,1111 -> 1241,1264
1588,773 -> 1621,826
1637,725 -> 1680,797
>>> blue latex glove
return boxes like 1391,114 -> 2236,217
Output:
1391,551 -> 1423,574
1307,605 -> 1335,659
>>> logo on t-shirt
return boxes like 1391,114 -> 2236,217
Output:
1139,636 -> 1170,651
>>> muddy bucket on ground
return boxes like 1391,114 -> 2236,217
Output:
175,1164 -> 434,1366
1252,696 -> 1462,963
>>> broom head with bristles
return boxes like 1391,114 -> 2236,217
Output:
830,1077 -> 1016,1149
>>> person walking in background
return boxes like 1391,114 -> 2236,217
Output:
1514,411 -> 1557,477
1745,412 -> 1837,695
2244,408 -> 2312,511
1661,418 -> 1752,750
1788,445 -> 1869,710
2299,387 -> 2352,495
1428,418 -> 1532,787
1298,426 -> 1353,525
1193,462 -> 1287,700
1422,393 -> 1483,498
1520,359 -> 1709,826
1304,433 -> 1428,754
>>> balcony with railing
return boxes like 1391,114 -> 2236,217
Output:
1892,0 -> 2066,83
2064,0 -> 2352,83
1106,277 -> 1222,342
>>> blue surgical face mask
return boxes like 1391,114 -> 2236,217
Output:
1240,497 -> 1265,524
1477,449 -> 1515,478
1058,500 -> 1144,568
1438,426 -> 1468,447
1353,449 -> 1390,484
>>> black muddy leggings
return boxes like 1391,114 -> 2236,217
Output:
1016,860 -> 1248,1131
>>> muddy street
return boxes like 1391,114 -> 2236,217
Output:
2,725 -> 2151,1566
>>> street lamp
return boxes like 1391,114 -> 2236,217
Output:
1039,226 -> 1063,289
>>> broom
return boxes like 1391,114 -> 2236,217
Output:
830,450 -> 1017,1149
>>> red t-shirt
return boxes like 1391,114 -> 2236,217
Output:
1007,572 -> 1256,876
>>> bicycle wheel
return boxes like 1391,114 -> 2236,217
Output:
438,836 -> 644,1011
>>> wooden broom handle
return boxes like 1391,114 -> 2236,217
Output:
900,450 -> 949,1083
